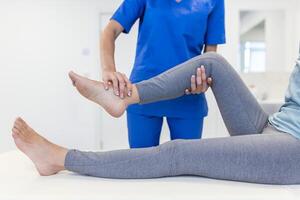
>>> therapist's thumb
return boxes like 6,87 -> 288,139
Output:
102,76 -> 110,90
207,77 -> 213,86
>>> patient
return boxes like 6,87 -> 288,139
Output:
12,52 -> 300,185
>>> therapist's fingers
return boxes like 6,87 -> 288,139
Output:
110,74 -> 120,96
102,75 -> 109,90
207,77 -> 213,86
185,88 -> 191,95
102,72 -> 112,90
196,68 -> 202,86
191,75 -> 197,94
200,66 -> 207,92
115,72 -> 126,98
123,74 -> 132,97
103,82 -> 108,90
196,68 -> 203,93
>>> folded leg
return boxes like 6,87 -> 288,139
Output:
136,52 -> 268,136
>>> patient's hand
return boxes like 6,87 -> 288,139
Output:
185,65 -> 212,95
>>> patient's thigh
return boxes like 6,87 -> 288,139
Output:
173,133 -> 300,183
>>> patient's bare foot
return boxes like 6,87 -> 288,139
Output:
69,71 -> 127,117
12,117 -> 67,176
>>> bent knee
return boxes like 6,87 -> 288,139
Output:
199,52 -> 229,69
202,52 -> 225,61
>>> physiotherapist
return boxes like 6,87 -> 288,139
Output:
100,0 -> 226,148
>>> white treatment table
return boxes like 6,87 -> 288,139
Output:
0,151 -> 299,200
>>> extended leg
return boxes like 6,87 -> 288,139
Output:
65,132 -> 300,184
12,114 -> 300,184
12,118 -> 67,176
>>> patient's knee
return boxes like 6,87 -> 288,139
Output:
202,52 -> 228,66
204,52 -> 224,60
158,140 -> 186,157
159,139 -> 180,150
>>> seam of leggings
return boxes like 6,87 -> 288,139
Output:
172,142 -> 183,176
170,143 -> 177,176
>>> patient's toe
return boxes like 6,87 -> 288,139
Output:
18,117 -> 27,128
15,118 -> 25,130
12,127 -> 21,138
14,119 -> 21,128
69,71 -> 79,86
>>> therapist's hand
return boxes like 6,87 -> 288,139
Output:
185,65 -> 212,95
102,69 -> 132,99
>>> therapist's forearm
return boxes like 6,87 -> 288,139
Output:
100,30 -> 117,72
204,45 -> 218,53
100,21 -> 132,98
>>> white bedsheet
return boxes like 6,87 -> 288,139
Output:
0,151 -> 299,200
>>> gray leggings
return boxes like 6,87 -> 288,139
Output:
65,53 -> 300,184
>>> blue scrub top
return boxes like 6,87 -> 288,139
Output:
111,0 -> 226,119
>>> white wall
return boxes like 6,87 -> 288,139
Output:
298,0 -> 300,45
203,0 -> 300,139
0,0 -> 124,153
265,11 -> 285,71
220,0 -> 299,71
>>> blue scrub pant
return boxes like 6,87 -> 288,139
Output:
127,112 -> 204,148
